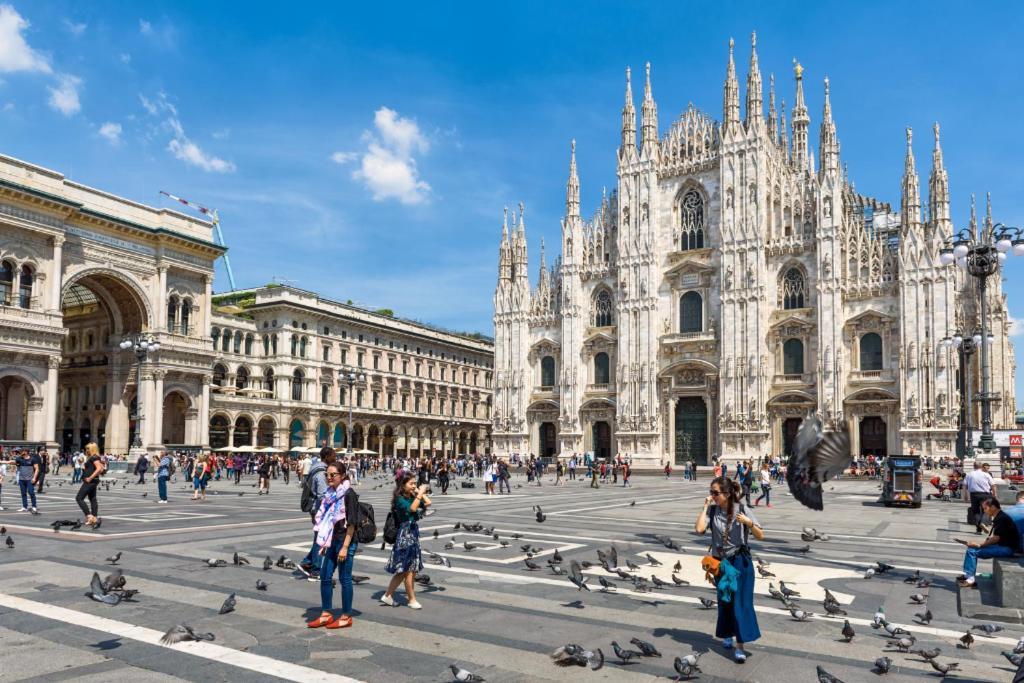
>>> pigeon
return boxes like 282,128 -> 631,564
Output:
263,556 -> 272,571
698,597 -> 715,609
916,577 -> 932,588
873,605 -> 886,625
232,552 -> 249,566
445,541 -> 456,550
523,558 -> 540,571
611,640 -> 643,663
904,569 -> 921,584
106,552 -> 122,565
102,569 -> 126,592
927,659 -> 959,677
550,565 -> 567,576
914,608 -> 933,625
5,536 -> 13,549
972,623 -> 1003,636
629,637 -> 661,657
550,644 -> 604,670
887,636 -> 916,652
449,663 -> 484,682
841,620 -> 855,642
875,561 -> 895,574
779,581 -> 801,598
787,415 -> 852,510
141,492 -> 148,498
671,574 -> 689,587
959,631 -> 974,649
552,549 -> 563,563
757,564 -> 776,578
520,544 -> 533,552
673,560 -> 682,572
645,553 -> 662,566
510,533 -> 523,539
873,656 -> 892,674
433,529 -> 439,539
218,593 -> 236,614
863,568 -> 876,579
908,593 -> 926,605
1002,651 -> 1024,667
597,576 -> 616,592
788,605 -> 812,621
500,541 -> 509,548
651,575 -> 670,589
815,665 -> 845,683
205,558 -> 227,568
615,568 -> 633,581
795,544 -> 811,554
463,541 -> 480,551
160,623 -> 215,645
255,579 -> 268,591
626,560 -> 640,572
86,571 -> 121,604
823,601 -> 847,617
630,500 -> 636,506
415,574 -> 432,586
768,584 -> 787,601
913,648 -> 941,661
534,505 -> 546,523
882,621 -> 911,638
568,561 -> 590,591
1014,638 -> 1024,655
673,653 -> 703,680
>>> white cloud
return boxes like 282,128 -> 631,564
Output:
47,73 -> 82,115
142,92 -> 235,173
1009,315 -> 1024,337
119,52 -> 131,64
139,19 -> 152,35
330,151 -> 357,164
63,19 -> 86,36
98,121 -> 122,145
350,107 -> 431,204
0,4 -> 52,73
139,93 -> 157,115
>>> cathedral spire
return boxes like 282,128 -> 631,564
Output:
513,201 -> 528,281
901,127 -> 921,231
985,191 -> 993,235
620,67 -> 636,159
566,139 -> 580,218
640,62 -> 658,153
498,206 -> 511,281
818,76 -> 839,176
928,122 -> 950,233
779,98 -> 789,161
539,236 -> 547,280
969,193 -> 978,239
723,38 -> 741,132
790,59 -> 810,171
745,31 -> 763,129
767,73 -> 778,142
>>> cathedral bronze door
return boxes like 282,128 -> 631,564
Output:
592,421 -> 611,460
675,397 -> 708,465
539,422 -> 557,458
859,416 -> 887,457
783,418 -> 801,457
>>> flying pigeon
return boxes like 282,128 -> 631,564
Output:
160,623 -> 215,645
787,415 -> 852,510
568,560 -> 590,591
550,643 -> 604,670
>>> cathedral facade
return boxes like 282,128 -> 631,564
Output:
491,35 -> 1017,467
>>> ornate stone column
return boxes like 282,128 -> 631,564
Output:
50,236 -> 64,311
45,356 -> 60,445
669,397 -> 678,465
199,375 -> 211,446
156,265 -> 168,330
137,369 -> 156,452
27,396 -> 45,442
150,369 -> 166,448
202,274 -> 213,337
106,369 -> 129,454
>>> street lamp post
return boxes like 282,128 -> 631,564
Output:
441,419 -> 458,459
340,370 -> 365,458
119,334 -> 161,452
939,219 -> 1023,457
941,331 -> 988,457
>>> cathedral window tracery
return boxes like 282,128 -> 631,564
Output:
594,290 -> 614,327
678,189 -> 705,250
781,267 -> 806,309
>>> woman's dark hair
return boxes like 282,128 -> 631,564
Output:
392,472 -> 415,505
327,462 -> 349,482
710,475 -> 740,518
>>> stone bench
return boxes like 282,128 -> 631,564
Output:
995,557 -> 1024,609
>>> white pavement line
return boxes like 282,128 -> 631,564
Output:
0,592 -> 363,683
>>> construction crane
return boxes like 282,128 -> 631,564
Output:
159,190 -> 237,290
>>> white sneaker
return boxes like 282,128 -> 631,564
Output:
722,637 -> 734,650
30,507 -> 37,514
379,594 -> 395,607
408,600 -> 422,610
0,506 -> 5,511
157,500 -> 168,504
734,649 -> 747,663
18,507 -> 26,512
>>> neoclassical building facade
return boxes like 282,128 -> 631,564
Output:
491,36 -> 1016,467
0,153 -> 222,454
207,286 -> 493,457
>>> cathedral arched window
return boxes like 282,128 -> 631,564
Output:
783,338 -> 804,375
180,299 -> 191,334
679,189 -> 705,251
593,290 -> 613,327
167,295 -> 178,333
212,364 -> 227,387
860,333 -> 883,371
233,331 -> 242,354
290,334 -> 298,357
211,327 -> 220,351
782,268 -> 806,309
235,366 -> 249,390
679,291 -> 703,333
594,352 -> 610,385
264,368 -> 275,398
0,260 -> 13,305
292,369 -> 305,401
541,356 -> 556,388
262,334 -> 270,356
18,265 -> 33,308
244,334 -> 254,356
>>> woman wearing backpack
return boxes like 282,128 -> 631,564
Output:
381,473 -> 430,609
307,462 -> 358,629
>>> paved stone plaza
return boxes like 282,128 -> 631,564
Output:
0,471 -> 1019,682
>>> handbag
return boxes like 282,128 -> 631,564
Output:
700,505 -> 746,584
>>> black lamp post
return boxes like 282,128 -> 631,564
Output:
340,370 -> 365,456
119,334 -> 161,450
441,419 -> 459,459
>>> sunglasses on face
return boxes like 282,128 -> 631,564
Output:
710,489 -> 724,495
326,472 -> 341,479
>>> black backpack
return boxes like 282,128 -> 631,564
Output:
383,504 -> 398,545
344,488 -> 377,544
300,464 -> 324,513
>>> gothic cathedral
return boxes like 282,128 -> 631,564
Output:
491,35 -> 1016,467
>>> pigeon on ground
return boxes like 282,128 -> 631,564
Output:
959,632 -> 974,649
86,572 -> 121,605
909,593 -> 926,604
787,415 -> 852,510
673,653 -> 703,680
106,552 -> 122,565
232,552 -> 249,566
449,663 -> 484,682
757,564 -> 776,578
1014,638 -> 1024,655
218,593 -> 236,614
841,620 -> 855,642
160,624 -> 215,645
6,536 -> 14,549
534,506 -> 546,523
888,636 -> 916,652
255,579 -> 268,591
611,641 -> 643,664
102,569 -> 126,592
629,637 -> 661,657
550,565 -> 567,576
788,605 -> 812,621
415,574 -> 432,586
873,656 -> 892,674
0,526 -> 6,536
645,553 -> 662,566
626,560 -> 641,572
698,597 -> 715,609
568,560 -> 590,591
863,568 -> 876,579
882,621 -> 911,638
673,560 -> 682,572
795,544 -> 811,554
823,601 -> 847,617
927,659 -> 959,677
521,544 -> 533,552
904,569 -> 921,584
768,584 -> 787,601
523,558 -> 540,571
914,608 -> 933,625
205,558 -> 227,568
972,623 -> 1003,636
433,529 -> 439,539
500,541 -> 509,548
671,574 -> 689,587
875,561 -> 895,574
912,648 -> 941,661
445,541 -> 456,550
263,556 -> 272,571
1002,651 -> 1024,667
551,549 -> 563,563
779,581 -> 801,598
597,576 -> 616,592
815,665 -> 845,683
550,644 -> 604,670
463,541 -> 480,551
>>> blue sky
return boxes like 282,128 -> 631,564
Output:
3,1 -> 1024,399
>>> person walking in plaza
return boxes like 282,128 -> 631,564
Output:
300,448 -> 334,580
555,459 -> 564,486
622,460 -> 631,487
754,462 -> 772,507
257,455 -> 271,494
307,462 -> 358,629
14,448 -> 40,513
0,455 -> 6,511
191,453 -> 211,501
437,460 -> 450,494
134,452 -> 148,484
497,458 -> 511,494
381,473 -> 430,609
965,461 -> 996,533
739,461 -> 753,506
157,450 -> 173,503
568,456 -> 577,481
957,497 -> 1021,588
72,450 -> 84,484
76,442 -> 106,528
695,476 -> 764,663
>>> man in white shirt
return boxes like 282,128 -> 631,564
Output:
965,461 -> 996,533
299,455 -> 312,478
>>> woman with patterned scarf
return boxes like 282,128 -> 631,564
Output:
307,462 -> 358,629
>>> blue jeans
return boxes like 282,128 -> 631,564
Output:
320,537 -> 357,614
158,475 -> 168,501
72,469 -> 81,483
19,480 -> 36,509
963,544 -> 1015,578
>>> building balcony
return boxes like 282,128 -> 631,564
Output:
772,373 -> 815,386
849,369 -> 895,384
585,382 -> 616,395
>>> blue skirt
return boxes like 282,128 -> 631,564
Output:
386,521 -> 423,574
715,552 -> 761,643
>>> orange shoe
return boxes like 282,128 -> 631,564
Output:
307,614 -> 332,628
326,616 -> 352,629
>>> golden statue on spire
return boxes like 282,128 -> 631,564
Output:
793,58 -> 803,79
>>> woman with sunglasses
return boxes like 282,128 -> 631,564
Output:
695,475 -> 764,663
381,473 -> 430,609
307,462 -> 358,629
